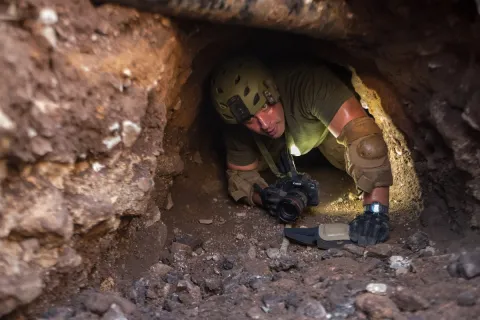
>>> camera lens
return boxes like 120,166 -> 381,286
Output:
277,190 -> 307,223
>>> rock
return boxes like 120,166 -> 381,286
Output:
347,280 -> 369,295
279,236 -> 290,256
448,251 -> 480,279
174,234 -> 203,251
165,271 -> 181,284
222,256 -> 235,270
205,278 -> 222,294
360,258 -> 382,273
198,219 -> 213,225
130,278 -> 148,305
156,154 -> 184,176
328,282 -> 353,309
31,136 -> 53,156
356,293 -> 401,320
177,279 -> 202,303
302,270 -> 325,286
178,292 -> 193,305
143,206 -> 162,228
122,68 -> 132,78
395,267 -> 409,276
247,306 -> 266,319
262,294 -> 285,309
177,280 -> 189,292
365,244 -> 393,258
327,248 -> 344,258
247,246 -> 257,259
101,304 -> 127,320
271,278 -> 297,291
343,244 -> 365,256
248,277 -> 269,291
392,286 -> 430,311
165,193 -> 174,210
222,277 -> 242,295
186,280 -> 202,304
81,291 -> 136,315
149,263 -> 173,278
389,256 -> 411,270
170,242 -> 192,260
348,192 -> 358,201
366,283 -> 387,295
170,242 -> 193,254
192,151 -> 203,164
296,298 -> 327,319
419,246 -> 436,257
236,211 -> 247,218
285,292 -> 301,309
121,120 -> 141,147
236,233 -> 245,240
405,231 -> 429,252
163,299 -> 182,312
266,248 -> 281,259
136,177 -> 153,192
39,8 -> 58,25
270,256 -> 298,271
12,188 -> 72,239
145,286 -> 158,300
457,291 -> 476,306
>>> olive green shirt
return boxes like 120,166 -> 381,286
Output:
224,62 -> 354,166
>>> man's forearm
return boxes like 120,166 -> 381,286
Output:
363,187 -> 389,206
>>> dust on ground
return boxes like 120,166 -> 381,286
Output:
31,142 -> 480,320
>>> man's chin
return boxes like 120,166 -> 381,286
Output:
273,127 -> 285,139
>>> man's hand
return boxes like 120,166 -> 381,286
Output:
253,183 -> 287,217
349,211 -> 389,246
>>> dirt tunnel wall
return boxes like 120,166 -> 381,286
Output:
0,0 -> 479,317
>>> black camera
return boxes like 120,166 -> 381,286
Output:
272,174 -> 319,223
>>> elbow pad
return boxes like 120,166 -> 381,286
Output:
226,169 -> 268,206
337,116 -> 393,193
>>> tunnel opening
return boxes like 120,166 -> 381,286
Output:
161,25 -> 422,233
2,1 -> 480,319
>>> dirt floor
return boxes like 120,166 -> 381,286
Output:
32,142 -> 480,320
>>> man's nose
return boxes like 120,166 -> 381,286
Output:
257,115 -> 269,130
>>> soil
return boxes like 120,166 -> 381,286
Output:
32,140 -> 480,319
2,0 -> 480,319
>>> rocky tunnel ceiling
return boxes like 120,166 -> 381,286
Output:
0,0 -> 479,317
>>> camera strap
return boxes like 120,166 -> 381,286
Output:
253,134 -> 284,178
253,131 -> 299,179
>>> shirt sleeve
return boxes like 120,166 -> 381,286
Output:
300,65 -> 354,125
223,125 -> 258,166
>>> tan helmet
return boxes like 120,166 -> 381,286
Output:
210,55 -> 281,124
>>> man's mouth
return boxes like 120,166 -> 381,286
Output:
266,126 -> 276,137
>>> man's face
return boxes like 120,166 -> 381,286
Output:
243,102 -> 285,139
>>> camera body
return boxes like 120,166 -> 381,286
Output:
273,173 -> 320,223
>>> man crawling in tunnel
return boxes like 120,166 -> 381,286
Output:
209,55 -> 393,246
